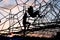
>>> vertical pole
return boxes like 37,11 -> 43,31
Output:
23,4 -> 26,36
9,9 -> 11,33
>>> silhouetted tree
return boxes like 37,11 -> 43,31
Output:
28,6 -> 33,16
23,12 -> 30,35
28,6 -> 42,18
